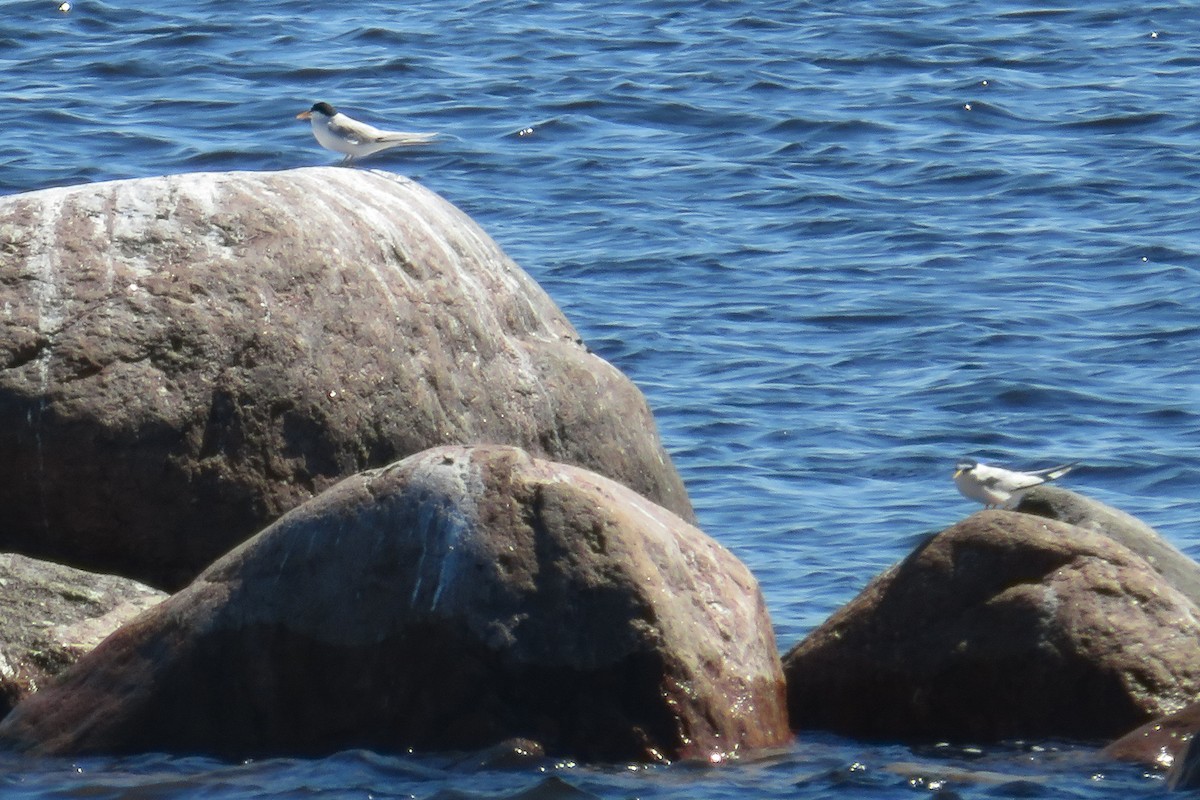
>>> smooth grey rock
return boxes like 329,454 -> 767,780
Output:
1015,485 -> 1200,606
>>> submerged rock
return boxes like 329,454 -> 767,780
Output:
1168,718 -> 1200,790
0,553 -> 165,719
1104,700 -> 1200,773
783,508 -> 1200,742
0,445 -> 788,762
0,168 -> 691,589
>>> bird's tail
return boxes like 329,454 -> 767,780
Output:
1033,462 -> 1077,481
378,131 -> 439,146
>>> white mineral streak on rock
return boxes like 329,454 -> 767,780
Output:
298,172 -> 408,320
405,453 -> 477,613
329,170 -> 566,442
378,172 -> 540,331
188,174 -> 240,260
508,342 -> 561,446
25,193 -> 68,531
0,649 -> 16,681
108,179 -> 166,281
29,194 -> 66,339
395,177 -> 531,303
178,172 -> 219,219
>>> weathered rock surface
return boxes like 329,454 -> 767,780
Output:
0,553 -> 165,719
783,510 -> 1200,742
0,445 -> 787,762
1015,485 -> 1200,606
0,168 -> 691,590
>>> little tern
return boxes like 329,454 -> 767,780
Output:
296,102 -> 438,163
953,459 -> 1077,508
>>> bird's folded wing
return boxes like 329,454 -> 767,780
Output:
328,118 -> 374,145
981,471 -> 1043,490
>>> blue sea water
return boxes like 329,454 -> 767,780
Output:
3,0 -> 1199,796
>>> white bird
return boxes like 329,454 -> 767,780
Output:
953,459 -> 1077,508
296,102 -> 438,163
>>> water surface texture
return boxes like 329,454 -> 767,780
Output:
3,1 -> 1199,796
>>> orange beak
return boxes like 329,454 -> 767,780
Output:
296,110 -> 312,120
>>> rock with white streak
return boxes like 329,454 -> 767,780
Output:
0,445 -> 789,762
0,169 -> 691,589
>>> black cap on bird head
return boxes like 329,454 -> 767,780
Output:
310,102 -> 338,116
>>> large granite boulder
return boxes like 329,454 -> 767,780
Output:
783,509 -> 1200,742
0,168 -> 691,590
0,553 -> 165,718
0,445 -> 788,762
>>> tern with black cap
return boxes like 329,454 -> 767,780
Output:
953,459 -> 1077,508
296,102 -> 438,163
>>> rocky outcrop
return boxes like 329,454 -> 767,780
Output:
0,553 -> 165,718
0,168 -> 691,590
1015,485 -> 1200,606
0,445 -> 788,762
1004,485 -> 1200,785
783,509 -> 1200,742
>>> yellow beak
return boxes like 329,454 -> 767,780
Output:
296,110 -> 312,120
